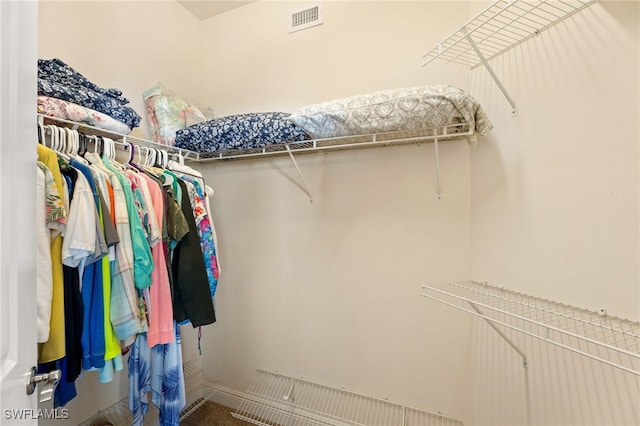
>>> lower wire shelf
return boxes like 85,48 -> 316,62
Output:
233,369 -> 463,426
421,280 -> 640,376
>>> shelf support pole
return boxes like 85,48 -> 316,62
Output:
469,302 -> 531,425
464,29 -> 517,116
434,136 -> 442,199
285,144 -> 313,203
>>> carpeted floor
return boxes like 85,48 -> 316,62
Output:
180,401 -> 251,426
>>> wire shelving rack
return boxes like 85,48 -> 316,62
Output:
233,369 -> 463,426
421,280 -> 640,376
422,0 -> 597,115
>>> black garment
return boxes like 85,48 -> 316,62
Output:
62,265 -> 83,382
171,178 -> 216,327
59,167 -> 84,383
141,171 -> 175,303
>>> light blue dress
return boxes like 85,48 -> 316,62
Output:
128,324 -> 186,426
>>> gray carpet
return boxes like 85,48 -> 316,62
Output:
180,401 -> 251,426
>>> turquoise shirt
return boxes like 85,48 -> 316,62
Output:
103,159 -> 154,289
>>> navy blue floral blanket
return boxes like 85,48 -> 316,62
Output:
38,58 -> 141,129
174,112 -> 308,153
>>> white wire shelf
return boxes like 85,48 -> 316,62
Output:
38,113 -> 474,164
191,122 -> 474,163
421,281 -> 640,376
233,369 -> 463,426
422,0 -> 596,69
422,0 -> 597,115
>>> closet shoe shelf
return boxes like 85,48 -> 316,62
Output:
422,0 -> 597,115
421,281 -> 640,376
233,369 -> 463,426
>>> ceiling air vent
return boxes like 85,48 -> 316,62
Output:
288,3 -> 323,33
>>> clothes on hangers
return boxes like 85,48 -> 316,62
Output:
166,159 -> 221,297
37,144 -> 67,364
180,175 -> 219,297
36,161 -> 66,343
36,125 -> 219,417
171,177 -> 216,326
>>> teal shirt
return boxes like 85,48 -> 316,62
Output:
103,159 -> 154,289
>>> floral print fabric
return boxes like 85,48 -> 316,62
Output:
38,96 -> 132,135
174,112 -> 308,154
289,84 -> 494,142
38,58 -> 141,129
182,177 -> 219,297
38,162 -> 67,238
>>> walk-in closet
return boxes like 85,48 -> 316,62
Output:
1,1 -> 638,425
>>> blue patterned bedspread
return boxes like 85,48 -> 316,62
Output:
174,112 -> 308,153
38,58 -> 141,129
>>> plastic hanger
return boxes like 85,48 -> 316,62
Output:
127,140 -> 136,165
37,122 -> 45,145
103,137 -> 115,161
90,134 -> 101,156
161,149 -> 169,168
171,152 -> 185,166
53,126 -> 71,160
145,146 -> 154,167
77,133 -> 85,156
98,136 -> 105,157
44,125 -> 57,150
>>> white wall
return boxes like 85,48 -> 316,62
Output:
468,1 -> 640,424
197,1 -> 476,420
198,1 -> 470,114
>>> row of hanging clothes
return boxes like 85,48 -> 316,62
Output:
36,120 -> 220,426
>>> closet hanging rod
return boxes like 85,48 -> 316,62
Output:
37,113 -> 202,162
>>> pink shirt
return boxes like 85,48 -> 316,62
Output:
139,172 -> 175,347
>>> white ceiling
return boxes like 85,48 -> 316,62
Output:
177,0 -> 256,20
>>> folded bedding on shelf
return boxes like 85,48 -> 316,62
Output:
288,84 -> 493,140
38,58 -> 141,129
38,96 -> 132,135
173,85 -> 493,155
174,112 -> 308,154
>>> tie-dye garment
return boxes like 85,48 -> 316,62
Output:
128,325 -> 186,426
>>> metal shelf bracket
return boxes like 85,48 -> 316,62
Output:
468,301 -> 532,425
285,144 -> 313,203
464,29 -> 517,117
434,136 -> 442,199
